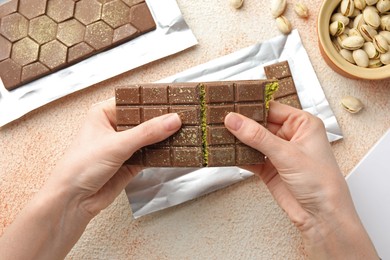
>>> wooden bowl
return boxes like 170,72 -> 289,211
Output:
317,0 -> 390,80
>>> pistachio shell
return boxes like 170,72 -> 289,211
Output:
276,15 -> 292,34
271,0 -> 287,17
342,35 -> 365,50
349,27 -> 361,36
341,96 -> 364,113
354,0 -> 367,10
332,39 -> 343,52
359,24 -> 378,41
365,0 -> 379,5
379,31 -> 390,44
373,34 -> 389,53
380,15 -> 390,30
351,8 -> 362,17
380,51 -> 390,64
294,2 -> 309,18
230,0 -> 244,8
330,21 -> 346,36
376,0 -> 390,13
340,49 -> 356,63
363,7 -> 381,28
353,13 -> 365,28
363,41 -> 380,58
337,33 -> 349,46
341,0 -> 355,16
368,58 -> 383,67
353,49 -> 370,67
331,13 -> 350,26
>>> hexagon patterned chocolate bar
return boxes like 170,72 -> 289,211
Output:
115,80 -> 278,167
0,0 -> 156,90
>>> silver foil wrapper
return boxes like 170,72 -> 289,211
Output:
126,30 -> 343,218
0,0 -> 198,127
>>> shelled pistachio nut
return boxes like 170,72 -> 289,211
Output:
376,0 -> 390,13
276,15 -> 292,34
363,41 -> 380,58
341,96 -> 364,113
353,49 -> 370,66
340,49 -> 356,63
380,51 -> 390,64
294,2 -> 309,18
342,35 -> 365,49
368,58 -> 383,67
330,21 -> 346,36
230,0 -> 244,9
271,0 -> 287,17
341,0 -> 355,16
354,0 -> 367,10
359,24 -> 378,41
373,34 -> 389,53
331,13 -> 351,26
363,7 -> 381,27
365,0 -> 379,6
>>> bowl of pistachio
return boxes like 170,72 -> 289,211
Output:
317,0 -> 390,80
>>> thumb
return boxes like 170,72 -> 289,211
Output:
117,113 -> 182,158
224,112 -> 289,161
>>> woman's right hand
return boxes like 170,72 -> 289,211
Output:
224,101 -> 378,259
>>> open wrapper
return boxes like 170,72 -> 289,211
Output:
0,0 -> 198,127
126,30 -> 343,218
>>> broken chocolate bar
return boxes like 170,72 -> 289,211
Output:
0,0 -> 156,90
264,61 -> 302,109
115,80 -> 278,167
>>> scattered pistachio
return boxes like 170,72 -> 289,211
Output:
230,0 -> 244,9
341,96 -> 364,114
271,0 -> 287,18
294,3 -> 309,18
276,15 -> 292,34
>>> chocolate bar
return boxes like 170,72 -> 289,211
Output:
0,0 -> 156,90
264,61 -> 302,109
115,80 -> 278,167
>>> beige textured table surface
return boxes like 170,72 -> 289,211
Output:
1,0 -> 390,259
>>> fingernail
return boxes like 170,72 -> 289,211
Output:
225,112 -> 243,131
163,113 -> 181,131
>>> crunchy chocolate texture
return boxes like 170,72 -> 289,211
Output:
264,61 -> 302,109
115,80 -> 273,167
0,0 -> 156,90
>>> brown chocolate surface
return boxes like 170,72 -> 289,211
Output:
115,80 -> 272,167
0,0 -> 156,90
264,61 -> 302,109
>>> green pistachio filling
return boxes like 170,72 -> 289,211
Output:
265,81 -> 279,109
200,84 -> 208,166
